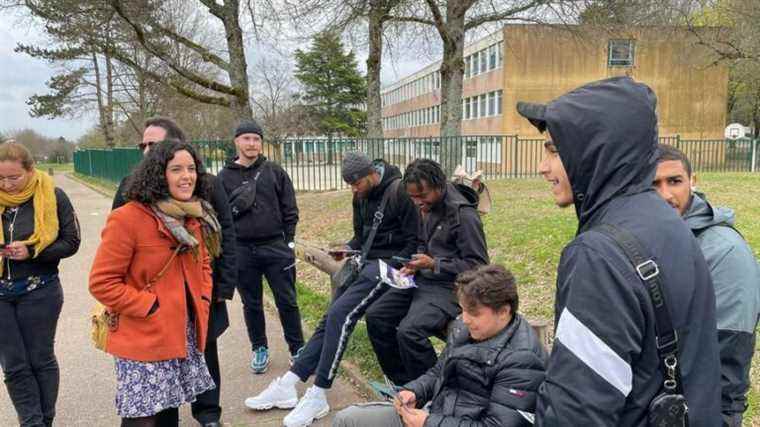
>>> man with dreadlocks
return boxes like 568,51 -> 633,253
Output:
366,158 -> 489,385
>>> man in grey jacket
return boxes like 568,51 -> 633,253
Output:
654,143 -> 760,427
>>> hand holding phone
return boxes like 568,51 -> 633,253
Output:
391,255 -> 412,265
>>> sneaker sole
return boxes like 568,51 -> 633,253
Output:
250,359 -> 271,374
245,398 -> 298,411
284,405 -> 330,427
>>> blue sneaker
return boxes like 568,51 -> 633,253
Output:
251,346 -> 270,374
289,346 -> 304,366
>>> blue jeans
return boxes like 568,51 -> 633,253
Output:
0,280 -> 63,427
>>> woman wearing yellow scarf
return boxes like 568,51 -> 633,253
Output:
0,142 -> 81,427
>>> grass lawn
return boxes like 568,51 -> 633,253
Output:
38,162 -> 74,173
293,172 -> 760,423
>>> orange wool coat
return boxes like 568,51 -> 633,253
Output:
89,202 -> 213,362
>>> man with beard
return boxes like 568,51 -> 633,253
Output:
654,143 -> 760,426
244,151 -> 418,427
217,121 -> 304,374
518,77 -> 721,426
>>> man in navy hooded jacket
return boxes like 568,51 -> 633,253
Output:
518,77 -> 721,426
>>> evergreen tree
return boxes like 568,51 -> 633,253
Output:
294,32 -> 367,137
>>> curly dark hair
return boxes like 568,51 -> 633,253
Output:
403,158 -> 447,191
125,139 -> 211,204
456,264 -> 519,314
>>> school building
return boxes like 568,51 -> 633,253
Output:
380,24 -> 728,140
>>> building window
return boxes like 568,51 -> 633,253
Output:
479,94 -> 487,117
497,90 -> 503,115
472,53 -> 479,77
471,97 -> 478,118
489,45 -> 497,70
488,91 -> 496,116
608,39 -> 635,67
480,50 -> 487,73
497,41 -> 504,68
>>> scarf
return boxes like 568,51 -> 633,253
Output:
152,198 -> 222,259
0,169 -> 59,275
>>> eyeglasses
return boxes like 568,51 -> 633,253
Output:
0,175 -> 25,184
138,141 -> 159,152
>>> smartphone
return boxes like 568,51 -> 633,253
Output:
391,256 -> 412,264
327,249 -> 360,256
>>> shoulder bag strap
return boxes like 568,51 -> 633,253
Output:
145,245 -> 183,291
594,223 -> 683,395
359,178 -> 398,263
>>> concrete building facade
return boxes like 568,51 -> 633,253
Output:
381,24 -> 728,141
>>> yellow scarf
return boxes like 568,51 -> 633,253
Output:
0,169 -> 59,273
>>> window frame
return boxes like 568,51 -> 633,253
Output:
608,39 -> 636,67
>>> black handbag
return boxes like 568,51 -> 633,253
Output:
330,178 -> 397,297
595,224 -> 689,427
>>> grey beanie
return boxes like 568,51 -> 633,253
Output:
235,120 -> 264,139
341,151 -> 373,184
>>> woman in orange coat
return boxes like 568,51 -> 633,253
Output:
89,140 -> 222,426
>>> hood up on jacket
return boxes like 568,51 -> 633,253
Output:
518,76 -> 659,233
684,192 -> 736,232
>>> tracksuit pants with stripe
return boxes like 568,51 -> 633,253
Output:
290,261 -> 386,389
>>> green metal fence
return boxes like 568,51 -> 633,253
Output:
73,136 -> 759,191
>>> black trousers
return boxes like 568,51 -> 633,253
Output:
235,242 -> 304,355
291,261 -> 387,389
366,288 -> 456,385
0,281 -> 63,427
191,336 -> 221,424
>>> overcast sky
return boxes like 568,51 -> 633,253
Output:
0,8 -> 437,142
0,14 -> 96,141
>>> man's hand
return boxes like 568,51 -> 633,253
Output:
398,405 -> 428,427
4,242 -> 30,261
396,390 -> 416,408
329,245 -> 352,261
405,253 -> 434,272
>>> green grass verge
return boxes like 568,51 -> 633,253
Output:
70,172 -> 118,195
293,172 -> 760,422
38,163 -> 74,173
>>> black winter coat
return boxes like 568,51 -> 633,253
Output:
533,77 -> 721,426
2,187 -> 80,281
217,156 -> 298,244
346,160 -> 418,264
415,182 -> 488,314
404,315 -> 546,427
113,174 -> 238,339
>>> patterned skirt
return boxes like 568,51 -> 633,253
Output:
114,320 -> 215,418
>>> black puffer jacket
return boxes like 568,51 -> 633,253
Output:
2,187 -> 80,281
533,77 -> 721,426
346,160 -> 418,263
404,315 -> 546,427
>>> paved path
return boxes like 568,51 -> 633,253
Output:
0,174 -> 366,426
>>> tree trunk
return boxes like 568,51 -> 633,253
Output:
220,0 -> 253,122
92,53 -> 111,148
438,13 -> 466,176
366,4 -> 385,148
104,52 -> 115,147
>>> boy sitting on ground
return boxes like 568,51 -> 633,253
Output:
333,264 -> 547,427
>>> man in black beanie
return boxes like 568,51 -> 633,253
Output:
217,120 -> 304,375
244,151 -> 419,427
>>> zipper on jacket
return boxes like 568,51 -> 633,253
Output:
6,207 -> 19,280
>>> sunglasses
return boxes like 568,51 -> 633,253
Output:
138,141 -> 159,152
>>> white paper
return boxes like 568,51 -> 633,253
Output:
378,259 -> 417,289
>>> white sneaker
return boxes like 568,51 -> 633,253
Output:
282,386 -> 330,427
244,377 -> 298,410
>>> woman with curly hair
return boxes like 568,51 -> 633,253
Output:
89,140 -> 222,426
